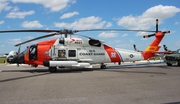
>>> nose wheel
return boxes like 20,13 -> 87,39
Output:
100,63 -> 107,69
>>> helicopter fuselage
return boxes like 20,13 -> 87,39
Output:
7,37 -> 144,69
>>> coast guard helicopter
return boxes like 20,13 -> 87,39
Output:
1,19 -> 170,72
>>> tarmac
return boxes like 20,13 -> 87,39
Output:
0,60 -> 180,104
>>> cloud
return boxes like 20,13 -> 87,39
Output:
0,0 -> 12,12
107,40 -> 121,45
0,20 -> 4,25
6,10 -> 35,18
116,5 -> 180,30
175,22 -> 180,25
122,33 -> 128,37
105,22 -> 112,27
7,38 -> 22,45
12,0 -> 76,12
98,32 -> 118,38
54,16 -> 108,29
130,39 -> 134,44
135,31 -> 150,36
175,40 -> 180,47
21,20 -> 43,28
23,36 -> 34,40
60,11 -> 79,19
116,43 -> 132,49
1,45 -> 5,48
11,6 -> 19,12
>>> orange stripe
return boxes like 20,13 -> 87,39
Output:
104,44 -> 121,62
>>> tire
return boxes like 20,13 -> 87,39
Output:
166,63 -> 172,66
100,65 -> 106,69
49,67 -> 57,73
178,60 -> 180,66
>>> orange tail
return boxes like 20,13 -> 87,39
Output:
142,32 -> 165,60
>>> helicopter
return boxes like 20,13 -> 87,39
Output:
1,19 -> 170,72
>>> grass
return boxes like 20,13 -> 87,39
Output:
0,57 -> 7,63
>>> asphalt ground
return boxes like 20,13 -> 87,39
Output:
0,62 -> 180,104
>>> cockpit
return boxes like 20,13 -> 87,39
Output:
29,45 -> 37,60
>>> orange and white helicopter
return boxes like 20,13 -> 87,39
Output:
1,19 -> 170,72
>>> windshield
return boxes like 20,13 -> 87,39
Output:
22,47 -> 28,54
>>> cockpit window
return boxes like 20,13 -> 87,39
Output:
89,40 -> 101,47
22,47 -> 28,54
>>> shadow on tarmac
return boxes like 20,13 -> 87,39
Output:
0,64 -> 170,83
0,72 -> 50,83
0,68 -> 99,83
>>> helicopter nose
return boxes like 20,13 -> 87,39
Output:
7,53 -> 24,64
7,56 -> 15,63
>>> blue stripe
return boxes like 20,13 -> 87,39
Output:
116,50 -> 124,62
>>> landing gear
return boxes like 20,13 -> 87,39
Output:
100,63 -> 107,69
118,62 -> 121,65
166,63 -> 172,66
31,64 -> 38,67
49,67 -> 57,73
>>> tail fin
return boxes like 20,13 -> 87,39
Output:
141,19 -> 169,60
142,32 -> 165,60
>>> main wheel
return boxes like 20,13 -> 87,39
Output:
100,65 -> 107,69
166,63 -> 172,66
49,67 -> 57,73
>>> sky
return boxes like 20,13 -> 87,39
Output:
0,0 -> 180,53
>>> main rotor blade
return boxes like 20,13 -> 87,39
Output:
0,29 -> 157,34
75,34 -> 97,40
0,29 -> 76,34
76,29 -> 157,32
0,30 -> 58,33
15,33 -> 58,46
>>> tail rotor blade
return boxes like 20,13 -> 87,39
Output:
163,31 -> 170,34
143,34 -> 155,38
156,19 -> 158,32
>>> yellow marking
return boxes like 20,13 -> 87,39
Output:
156,21 -> 158,25
145,46 -> 158,52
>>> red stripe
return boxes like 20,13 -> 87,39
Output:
103,44 -> 121,62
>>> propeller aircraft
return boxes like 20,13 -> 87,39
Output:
1,19 -> 170,72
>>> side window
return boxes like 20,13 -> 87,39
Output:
68,50 -> 76,57
58,50 -> 66,58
